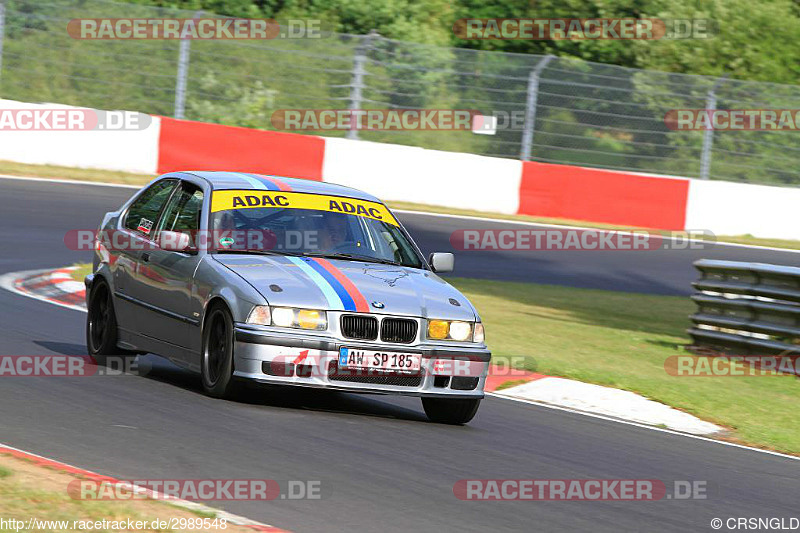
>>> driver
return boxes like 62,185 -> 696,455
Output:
317,213 -> 353,252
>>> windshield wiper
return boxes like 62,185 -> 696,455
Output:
214,249 -> 306,256
215,249 -> 405,266
302,252 -> 402,266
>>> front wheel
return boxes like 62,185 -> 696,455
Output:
201,304 -> 240,399
422,397 -> 481,425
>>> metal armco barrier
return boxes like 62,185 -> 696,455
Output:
689,259 -> 800,357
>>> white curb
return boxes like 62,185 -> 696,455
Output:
495,376 -> 723,435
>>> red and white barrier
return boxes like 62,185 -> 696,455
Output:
0,99 -> 159,174
2,98 -> 797,240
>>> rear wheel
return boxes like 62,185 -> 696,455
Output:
86,281 -> 134,366
201,304 -> 240,399
422,397 -> 481,425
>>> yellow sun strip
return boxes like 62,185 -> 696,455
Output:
210,190 -> 399,226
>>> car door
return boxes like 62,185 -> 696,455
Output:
128,180 -> 205,350
114,179 -> 179,330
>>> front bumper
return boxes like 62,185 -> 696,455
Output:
233,325 -> 491,398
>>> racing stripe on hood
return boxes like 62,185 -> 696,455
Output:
309,258 -> 370,313
286,256 -> 344,310
286,257 -> 369,312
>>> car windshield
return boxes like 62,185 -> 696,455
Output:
209,191 -> 424,268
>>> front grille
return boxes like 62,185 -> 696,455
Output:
328,362 -> 423,387
341,315 -> 378,340
380,318 -> 418,344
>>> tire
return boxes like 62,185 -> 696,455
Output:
422,397 -> 481,425
201,304 -> 240,399
86,280 -> 135,366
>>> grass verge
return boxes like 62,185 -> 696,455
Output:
0,452 -> 258,532
69,263 -> 93,283
1,160 -> 798,251
447,277 -> 800,454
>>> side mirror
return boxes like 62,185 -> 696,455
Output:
429,252 -> 454,273
160,231 -> 191,252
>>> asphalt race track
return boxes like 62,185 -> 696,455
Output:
1,176 -> 799,532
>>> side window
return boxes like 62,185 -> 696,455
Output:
124,180 -> 177,237
156,183 -> 204,242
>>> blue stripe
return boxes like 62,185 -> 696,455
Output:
286,257 -> 344,310
242,173 -> 280,191
239,174 -> 270,190
304,259 -> 357,312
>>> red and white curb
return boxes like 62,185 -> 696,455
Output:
0,266 -> 87,312
0,444 -> 287,532
2,266 -> 723,436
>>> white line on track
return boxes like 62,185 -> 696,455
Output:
0,173 -> 140,189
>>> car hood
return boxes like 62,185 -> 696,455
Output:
215,254 -> 477,320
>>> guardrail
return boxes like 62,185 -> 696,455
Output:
689,259 -> 800,356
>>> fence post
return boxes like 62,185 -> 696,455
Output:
347,30 -> 377,140
174,11 -> 203,120
700,74 -> 728,180
520,55 -> 554,161
0,0 -> 6,90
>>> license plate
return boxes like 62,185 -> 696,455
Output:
338,347 -> 421,373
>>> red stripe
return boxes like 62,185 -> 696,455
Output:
262,175 -> 293,191
310,258 -> 370,313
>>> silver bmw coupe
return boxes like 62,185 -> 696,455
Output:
86,172 -> 490,424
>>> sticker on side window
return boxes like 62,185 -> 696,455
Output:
137,218 -> 153,235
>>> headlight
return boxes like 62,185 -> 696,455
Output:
271,307 -> 294,327
297,309 -> 326,330
428,320 -> 449,339
427,319 -> 478,342
449,321 -> 472,341
247,306 -> 327,330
